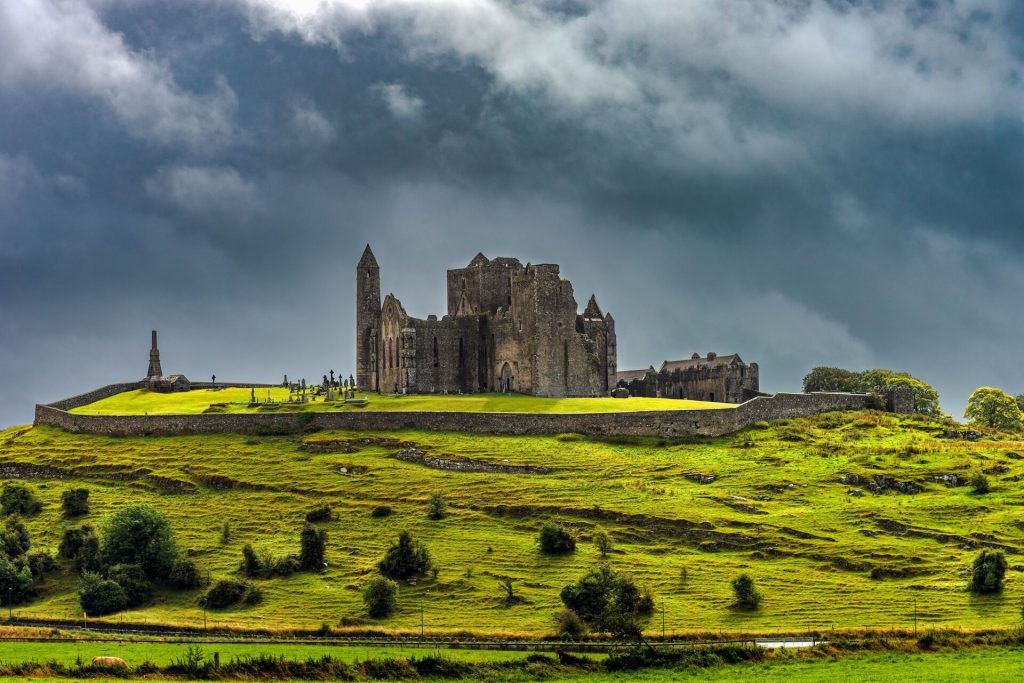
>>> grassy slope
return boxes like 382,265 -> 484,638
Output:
1,410 -> 1022,635
69,389 -> 729,415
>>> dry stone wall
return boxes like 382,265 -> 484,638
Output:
34,389 -> 873,438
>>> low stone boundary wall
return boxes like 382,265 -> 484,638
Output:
34,390 -> 873,438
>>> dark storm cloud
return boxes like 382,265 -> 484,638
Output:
2,0 -> 1023,426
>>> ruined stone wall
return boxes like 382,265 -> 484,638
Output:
35,391 -> 875,438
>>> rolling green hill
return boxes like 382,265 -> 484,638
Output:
0,409 -> 1021,636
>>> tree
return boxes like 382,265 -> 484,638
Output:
426,493 -> 447,521
554,608 -> 586,639
968,549 -> 1007,594
299,523 -> 327,572
0,553 -> 34,605
593,529 -> 612,559
78,573 -> 127,616
802,367 -> 859,393
0,483 -> 41,517
101,504 -> 178,579
305,505 -> 333,523
168,558 -> 203,589
1016,394 -> 1024,413
559,564 -> 654,640
965,387 -> 1024,431
731,574 -> 762,610
61,488 -> 90,518
1,517 -> 30,557
539,523 -> 576,554
378,531 -> 432,581
204,579 -> 251,609
362,576 -> 398,617
107,564 -> 152,608
971,474 -> 991,495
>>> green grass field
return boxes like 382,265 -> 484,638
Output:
69,388 -> 730,415
0,409 -> 1022,637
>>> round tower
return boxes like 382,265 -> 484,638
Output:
356,245 -> 381,392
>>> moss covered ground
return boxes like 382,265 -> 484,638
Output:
69,388 -> 729,415
0,409 -> 1022,636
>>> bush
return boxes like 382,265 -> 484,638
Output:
27,551 -> 57,580
101,505 -> 177,579
426,494 -> 447,521
559,564 -> 653,639
79,573 -> 127,616
971,474 -> 991,495
0,483 -> 41,517
593,529 -> 612,558
108,564 -> 152,608
731,574 -> 762,610
204,579 -> 247,609
299,523 -> 327,572
371,505 -> 393,518
968,549 -> 1007,594
0,553 -> 34,605
2,517 -> 31,557
362,576 -> 398,618
241,545 -> 297,578
539,523 -> 576,554
965,387 -> 1024,431
378,531 -> 432,581
61,488 -> 90,518
554,608 -> 587,639
219,521 -> 231,545
168,558 -> 203,589
58,525 -> 102,573
305,505 -> 333,523
241,544 -> 263,577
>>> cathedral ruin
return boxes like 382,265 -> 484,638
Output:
355,246 -> 617,397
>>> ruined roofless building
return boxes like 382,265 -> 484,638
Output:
616,352 -> 759,404
356,246 -> 617,397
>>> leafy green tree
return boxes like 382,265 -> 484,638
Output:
559,564 -> 654,640
802,367 -> 858,393
968,550 -> 1007,594
1016,394 -> 1024,413
61,488 -> 90,518
378,531 -> 432,581
299,523 -> 327,572
1,517 -> 30,557
168,558 -> 203,589
0,483 -> 41,517
539,523 -> 576,554
107,564 -> 152,608
78,573 -> 127,616
0,553 -> 34,605
593,529 -> 612,559
965,387 -> 1024,431
101,504 -> 177,579
362,576 -> 398,617
731,574 -> 763,610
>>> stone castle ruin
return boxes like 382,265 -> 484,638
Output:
356,246 -> 617,397
616,353 -> 760,404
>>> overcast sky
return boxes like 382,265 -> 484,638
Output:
2,0 -> 1023,426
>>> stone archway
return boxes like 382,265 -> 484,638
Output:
499,362 -> 513,393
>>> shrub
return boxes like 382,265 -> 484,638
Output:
559,564 -> 653,639
0,483 -> 41,517
59,525 -> 103,573
554,608 -> 587,639
299,523 -> 327,572
27,551 -> 57,580
539,523 -> 576,554
362,576 -> 398,618
965,387 -> 1024,431
968,549 -> 1007,594
168,558 -> 203,589
371,505 -> 393,518
971,474 -> 991,495
731,574 -> 762,610
593,529 -> 612,558
241,545 -> 263,577
78,573 -> 127,616
61,488 -> 90,518
0,553 -> 34,605
101,504 -> 177,579
204,579 -> 247,609
378,531 -> 432,581
108,564 -> 152,608
305,505 -> 333,523
2,517 -> 31,557
426,494 -> 447,521
219,522 -> 231,545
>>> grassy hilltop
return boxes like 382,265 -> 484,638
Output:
1,408 -> 1022,636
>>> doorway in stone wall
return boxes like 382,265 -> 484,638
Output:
499,362 -> 513,393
